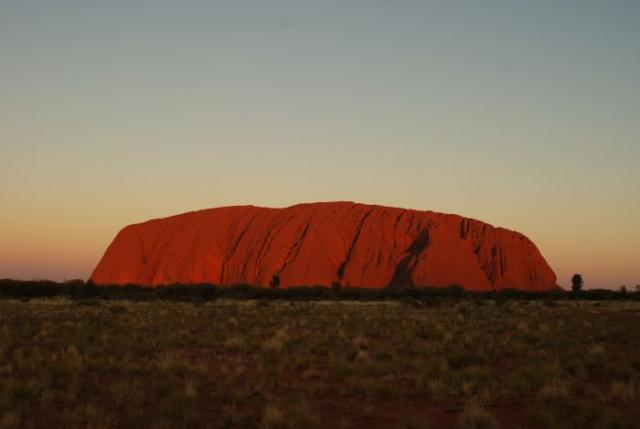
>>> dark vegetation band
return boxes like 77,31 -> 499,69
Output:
0,279 -> 637,302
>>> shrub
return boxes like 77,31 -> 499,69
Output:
610,381 -> 636,402
571,274 -> 583,296
269,275 -> 281,289
458,400 -> 499,429
262,405 -> 285,429
536,380 -> 573,417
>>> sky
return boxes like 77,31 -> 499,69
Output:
1,1 -> 638,289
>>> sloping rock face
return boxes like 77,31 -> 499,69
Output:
91,202 -> 556,290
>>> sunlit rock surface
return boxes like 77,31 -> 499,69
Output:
91,202 -> 556,290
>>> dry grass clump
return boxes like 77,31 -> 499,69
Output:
259,401 -> 317,429
397,416 -> 430,429
224,334 -> 246,350
263,326 -> 290,352
457,400 -> 499,429
262,405 -> 285,429
609,380 -> 636,402
536,380 -> 573,412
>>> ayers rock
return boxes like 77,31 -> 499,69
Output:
91,202 -> 556,290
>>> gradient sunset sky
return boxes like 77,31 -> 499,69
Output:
1,1 -> 638,288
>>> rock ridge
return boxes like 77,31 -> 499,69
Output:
91,202 -> 557,290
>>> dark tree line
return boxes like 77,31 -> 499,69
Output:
0,278 -> 637,302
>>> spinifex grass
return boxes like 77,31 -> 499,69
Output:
0,299 -> 638,428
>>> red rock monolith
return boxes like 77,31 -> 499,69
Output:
91,202 -> 556,290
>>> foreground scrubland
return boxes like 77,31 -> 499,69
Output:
1,299 -> 639,428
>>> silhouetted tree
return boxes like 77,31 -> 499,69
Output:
269,274 -> 281,289
446,284 -> 465,298
619,285 -> 628,295
331,281 -> 342,294
571,274 -> 583,296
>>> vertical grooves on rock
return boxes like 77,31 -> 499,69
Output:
133,227 -> 147,266
393,210 -> 405,233
337,209 -> 373,281
277,221 -> 311,276
487,245 -> 498,284
221,210 -> 259,284
253,214 -> 284,281
460,218 -> 469,240
219,261 -> 225,286
388,228 -> 431,288
227,214 -> 255,257
177,227 -> 201,282
157,219 -> 189,284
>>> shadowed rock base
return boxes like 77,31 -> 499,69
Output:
91,202 -> 556,290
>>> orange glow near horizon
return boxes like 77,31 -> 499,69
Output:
1,196 -> 638,289
1,2 -> 639,289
